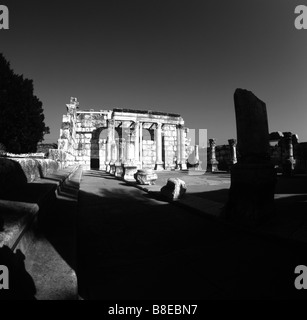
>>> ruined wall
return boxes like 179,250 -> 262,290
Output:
294,142 -> 307,173
163,124 -> 178,168
57,100 -> 78,161
57,98 -> 191,170
142,140 -> 156,169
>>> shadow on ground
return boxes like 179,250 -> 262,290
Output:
76,171 -> 307,300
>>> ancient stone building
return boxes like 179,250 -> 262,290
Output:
57,98 -> 190,170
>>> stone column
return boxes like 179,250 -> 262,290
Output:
134,121 -> 140,164
121,121 -> 130,163
119,138 -> 125,163
282,132 -> 295,176
139,122 -> 143,169
195,145 -> 199,163
176,125 -> 181,169
224,89 -> 276,226
155,123 -> 164,170
228,139 -> 237,167
194,145 -> 201,170
180,126 -> 187,170
207,139 -> 219,172
105,120 -> 114,172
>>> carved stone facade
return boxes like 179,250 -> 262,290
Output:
58,98 -> 190,170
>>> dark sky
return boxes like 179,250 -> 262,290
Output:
1,0 -> 306,144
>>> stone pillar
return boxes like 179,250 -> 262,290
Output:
139,122 -> 143,169
194,145 -> 201,170
228,139 -> 237,167
282,132 -> 295,176
155,123 -> 164,170
207,139 -> 219,172
119,138 -> 125,163
134,121 -> 140,164
176,125 -> 181,169
224,89 -> 276,226
105,120 -> 114,172
121,121 -> 133,164
195,145 -> 200,163
180,126 -> 187,170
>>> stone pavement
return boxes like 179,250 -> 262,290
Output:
77,170 -> 307,300
131,171 -> 307,244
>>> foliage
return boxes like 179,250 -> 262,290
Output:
0,54 -> 50,153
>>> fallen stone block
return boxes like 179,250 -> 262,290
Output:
135,169 -> 158,185
160,177 -> 187,200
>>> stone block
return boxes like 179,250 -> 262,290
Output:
134,169 -> 158,185
160,178 -> 187,200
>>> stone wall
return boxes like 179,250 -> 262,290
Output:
293,142 -> 307,173
142,140 -> 156,169
48,149 -> 75,169
212,139 -> 307,173
37,143 -> 58,156
162,124 -> 177,168
0,157 -> 60,195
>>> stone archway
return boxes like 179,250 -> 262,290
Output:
90,127 -> 108,170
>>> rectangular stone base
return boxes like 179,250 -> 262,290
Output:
154,162 -> 164,171
123,165 -> 138,181
180,163 -> 187,170
109,164 -> 116,175
115,164 -> 124,178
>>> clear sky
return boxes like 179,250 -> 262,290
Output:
1,0 -> 307,145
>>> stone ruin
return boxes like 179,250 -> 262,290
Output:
224,89 -> 277,225
55,97 -> 193,171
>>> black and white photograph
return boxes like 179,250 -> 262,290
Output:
0,0 -> 307,306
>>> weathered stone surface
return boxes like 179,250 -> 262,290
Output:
234,89 -> 270,163
225,89 -> 276,226
160,178 -> 187,200
114,163 -> 124,178
123,164 -> 138,181
58,98 -> 196,170
134,169 -> 157,185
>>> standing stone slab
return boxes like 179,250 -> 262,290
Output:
225,89 -> 276,225
234,89 -> 270,163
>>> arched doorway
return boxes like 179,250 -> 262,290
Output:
90,127 -> 108,170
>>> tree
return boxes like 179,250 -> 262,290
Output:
0,54 -> 50,153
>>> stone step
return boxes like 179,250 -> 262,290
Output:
0,165 -> 81,300
24,165 -> 82,300
0,166 -> 79,250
